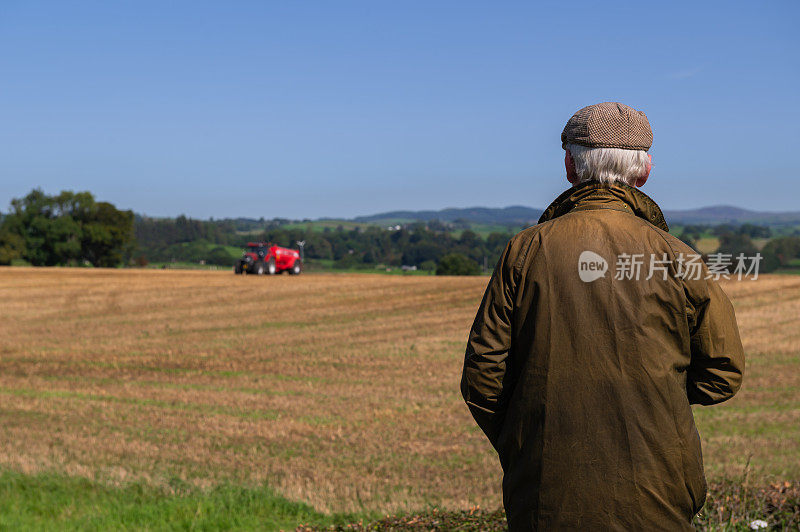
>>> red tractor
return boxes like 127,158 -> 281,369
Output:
234,242 -> 302,275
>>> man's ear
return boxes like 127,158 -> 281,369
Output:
634,153 -> 652,187
565,150 -> 578,184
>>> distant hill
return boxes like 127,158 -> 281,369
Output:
354,205 -> 800,227
662,206 -> 800,225
354,206 -> 543,226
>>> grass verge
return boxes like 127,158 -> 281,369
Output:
0,471 -> 366,531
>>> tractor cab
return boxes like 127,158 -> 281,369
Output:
243,242 -> 271,260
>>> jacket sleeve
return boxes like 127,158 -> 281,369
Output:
461,242 -> 517,447
685,277 -> 745,405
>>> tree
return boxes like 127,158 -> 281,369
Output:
419,260 -> 437,272
334,252 -> 362,269
0,189 -> 134,267
458,229 -> 482,249
677,232 -> 698,252
402,242 -> 444,267
207,246 -> 236,266
713,233 -> 759,274
738,223 -> 771,239
760,236 -> 800,272
759,246 -> 781,273
436,253 -> 480,276
711,224 -> 736,237
362,248 -> 376,264
81,202 -> 135,267
716,233 -> 758,258
0,224 -> 25,265
486,232 -> 510,252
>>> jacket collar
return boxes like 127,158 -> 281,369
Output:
537,180 -> 669,232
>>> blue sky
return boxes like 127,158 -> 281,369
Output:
1,1 -> 798,219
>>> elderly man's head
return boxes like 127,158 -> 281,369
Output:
561,102 -> 652,187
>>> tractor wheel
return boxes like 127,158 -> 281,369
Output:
289,259 -> 302,275
234,263 -> 243,274
255,262 -> 265,275
267,258 -> 277,275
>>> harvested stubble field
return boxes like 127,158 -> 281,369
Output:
0,268 -> 798,528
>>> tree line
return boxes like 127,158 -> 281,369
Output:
0,189 -> 514,273
136,218 -> 514,273
4,188 -> 800,275
677,223 -> 800,273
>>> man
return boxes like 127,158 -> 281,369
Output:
461,102 -> 744,530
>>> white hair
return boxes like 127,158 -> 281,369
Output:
566,143 -> 650,186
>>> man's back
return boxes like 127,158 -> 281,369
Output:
462,182 -> 744,530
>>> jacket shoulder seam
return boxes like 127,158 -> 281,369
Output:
512,225 -> 544,277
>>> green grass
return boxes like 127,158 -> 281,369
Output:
455,223 -> 521,238
270,218 -> 521,238
145,262 -> 230,270
0,471 -> 365,531
279,220 -> 378,232
2,471 -> 796,531
222,245 -> 243,256
302,259 -> 437,275
774,268 -> 800,275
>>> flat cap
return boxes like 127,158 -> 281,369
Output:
561,102 -> 652,151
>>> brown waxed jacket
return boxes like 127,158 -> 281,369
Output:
461,181 -> 745,531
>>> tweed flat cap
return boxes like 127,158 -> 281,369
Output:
562,102 -> 652,151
